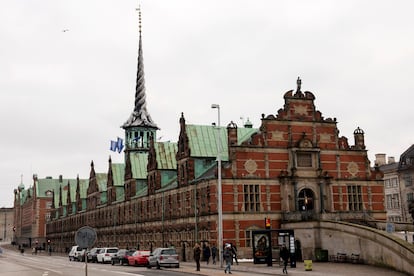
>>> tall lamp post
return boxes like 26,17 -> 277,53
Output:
211,103 -> 223,267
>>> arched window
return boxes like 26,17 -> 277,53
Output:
298,188 -> 314,211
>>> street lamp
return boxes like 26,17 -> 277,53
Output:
211,103 -> 223,267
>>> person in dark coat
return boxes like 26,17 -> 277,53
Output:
211,244 -> 217,264
204,243 -> 211,265
193,243 -> 201,271
231,243 -> 238,265
280,245 -> 290,274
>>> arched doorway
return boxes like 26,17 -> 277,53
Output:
298,188 -> 314,211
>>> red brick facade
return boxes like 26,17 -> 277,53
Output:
43,80 -> 385,259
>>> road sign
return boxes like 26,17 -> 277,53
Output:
75,226 -> 97,248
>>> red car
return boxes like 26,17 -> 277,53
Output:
128,250 -> 150,266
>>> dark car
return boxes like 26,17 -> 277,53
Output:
87,247 -> 102,263
111,249 -> 136,265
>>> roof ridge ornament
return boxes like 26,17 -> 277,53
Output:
297,77 -> 301,92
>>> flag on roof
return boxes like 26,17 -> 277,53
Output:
116,137 -> 124,153
110,137 -> 124,153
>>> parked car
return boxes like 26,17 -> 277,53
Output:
111,249 -> 135,265
87,247 -> 102,263
96,247 -> 119,263
68,245 -> 86,262
147,248 -> 179,269
128,250 -> 150,266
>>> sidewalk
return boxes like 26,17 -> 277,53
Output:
178,260 -> 407,276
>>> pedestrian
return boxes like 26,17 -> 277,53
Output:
211,244 -> 217,264
231,243 -> 238,265
280,244 -> 290,274
204,243 -> 211,265
224,244 -> 232,274
193,243 -> 201,271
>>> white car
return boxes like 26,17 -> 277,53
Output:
68,245 -> 86,261
96,247 -> 118,263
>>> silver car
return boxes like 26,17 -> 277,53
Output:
147,247 -> 179,269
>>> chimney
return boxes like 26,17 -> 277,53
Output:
375,153 -> 386,166
227,121 -> 238,146
388,156 -> 395,164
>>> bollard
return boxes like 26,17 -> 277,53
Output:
304,259 -> 312,271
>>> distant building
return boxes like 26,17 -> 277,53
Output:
0,207 -> 14,243
377,147 -> 414,224
13,175 -> 60,249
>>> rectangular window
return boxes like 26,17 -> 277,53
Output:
244,184 -> 260,212
245,230 -> 252,247
347,185 -> 362,211
404,175 -> 412,187
392,193 -> 400,209
407,192 -> 414,202
384,179 -> 391,188
386,194 -> 392,209
297,152 -> 312,167
391,177 -> 398,187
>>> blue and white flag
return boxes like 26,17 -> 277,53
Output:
110,137 -> 124,153
116,137 -> 124,153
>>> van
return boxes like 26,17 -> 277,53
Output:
69,245 -> 86,261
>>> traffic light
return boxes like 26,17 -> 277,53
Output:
265,217 -> 271,229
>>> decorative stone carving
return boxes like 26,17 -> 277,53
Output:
319,133 -> 331,143
294,105 -> 308,115
244,159 -> 258,174
271,130 -> 284,140
347,162 -> 358,176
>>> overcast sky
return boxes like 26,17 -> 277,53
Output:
1,0 -> 414,207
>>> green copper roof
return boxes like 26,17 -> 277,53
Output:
60,179 -> 77,204
79,179 -> 89,199
112,163 -> 125,186
130,152 -> 148,179
96,173 -> 108,192
36,178 -> 63,199
155,142 -> 177,170
186,125 -> 258,161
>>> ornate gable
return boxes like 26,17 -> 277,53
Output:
66,182 -> 72,215
107,156 -> 115,204
176,113 -> 190,160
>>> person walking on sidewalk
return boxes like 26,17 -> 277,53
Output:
224,244 -> 232,274
231,243 -> 239,265
194,243 -> 201,271
204,243 -> 211,265
211,244 -> 217,264
280,244 -> 290,274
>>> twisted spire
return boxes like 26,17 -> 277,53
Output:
122,5 -> 158,129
